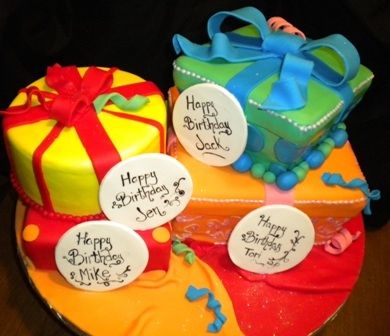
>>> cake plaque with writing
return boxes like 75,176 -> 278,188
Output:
55,221 -> 149,291
173,83 -> 247,166
99,153 -> 193,230
228,205 -> 315,274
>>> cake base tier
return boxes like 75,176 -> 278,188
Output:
15,201 -> 365,336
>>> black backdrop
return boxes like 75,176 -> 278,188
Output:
0,0 -> 388,227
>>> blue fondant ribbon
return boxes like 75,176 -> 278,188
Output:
186,285 -> 227,333
321,173 -> 381,215
173,6 -> 360,112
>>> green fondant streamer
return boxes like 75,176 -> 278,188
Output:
93,93 -> 149,113
172,239 -> 196,265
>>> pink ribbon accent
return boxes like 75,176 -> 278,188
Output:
267,16 -> 306,39
264,183 -> 294,206
324,228 -> 361,255
166,129 -> 178,155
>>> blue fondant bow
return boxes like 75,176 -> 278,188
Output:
172,7 -> 360,111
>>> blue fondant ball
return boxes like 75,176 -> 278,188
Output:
330,128 -> 348,147
306,150 -> 325,168
276,171 -> 299,190
274,138 -> 305,164
232,153 -> 253,172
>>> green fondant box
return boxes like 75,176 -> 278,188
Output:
172,7 -> 373,190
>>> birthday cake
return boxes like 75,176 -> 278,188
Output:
2,6 -> 380,336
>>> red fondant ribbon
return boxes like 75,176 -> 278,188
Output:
3,64 -> 164,213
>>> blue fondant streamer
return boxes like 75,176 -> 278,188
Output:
186,285 -> 227,333
321,173 -> 381,215
172,6 -> 360,112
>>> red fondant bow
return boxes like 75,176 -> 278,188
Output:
45,64 -> 116,126
6,64 -> 117,127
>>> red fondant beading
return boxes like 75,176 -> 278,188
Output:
10,169 -> 106,222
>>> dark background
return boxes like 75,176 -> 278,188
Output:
0,0 -> 388,228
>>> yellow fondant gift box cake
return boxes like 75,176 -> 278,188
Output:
0,6 -> 381,336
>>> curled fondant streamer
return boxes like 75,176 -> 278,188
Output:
172,6 -> 359,112
321,173 -> 381,215
172,239 -> 196,265
186,285 -> 227,333
324,228 -> 361,255
267,16 -> 306,39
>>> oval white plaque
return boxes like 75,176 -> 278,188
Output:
55,221 -> 149,291
173,83 -> 247,166
228,205 -> 315,274
99,153 -> 193,230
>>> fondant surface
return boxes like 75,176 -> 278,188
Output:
16,202 -> 365,336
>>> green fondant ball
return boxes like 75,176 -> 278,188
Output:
299,161 -> 310,170
263,171 -> 276,184
337,123 -> 347,130
292,166 -> 308,181
323,138 -> 335,147
317,142 -> 333,157
251,163 -> 266,178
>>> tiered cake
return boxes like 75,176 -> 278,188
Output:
2,7 -> 380,336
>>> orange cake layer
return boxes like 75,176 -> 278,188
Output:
171,141 -> 367,244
